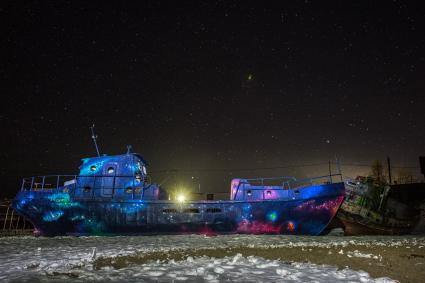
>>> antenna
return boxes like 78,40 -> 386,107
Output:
90,124 -> 101,157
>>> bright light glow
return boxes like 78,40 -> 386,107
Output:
176,194 -> 186,203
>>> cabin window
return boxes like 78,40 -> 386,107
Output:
136,161 -> 147,175
135,187 -> 142,194
90,165 -> 97,172
247,190 -> 252,196
107,167 -> 115,174
125,187 -> 133,194
183,208 -> 200,213
135,174 -> 142,183
163,208 -> 178,213
206,208 -> 222,213
266,190 -> 272,196
83,186 -> 91,193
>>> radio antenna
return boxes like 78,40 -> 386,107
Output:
90,124 -> 101,157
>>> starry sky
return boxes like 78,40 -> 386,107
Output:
1,1 -> 424,198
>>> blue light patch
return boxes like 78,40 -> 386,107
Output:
123,203 -> 145,214
47,193 -> 80,208
267,211 -> 278,222
71,215 -> 86,221
43,210 -> 64,222
79,158 -> 111,175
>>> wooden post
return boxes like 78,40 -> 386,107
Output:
387,156 -> 392,184
9,210 -> 14,230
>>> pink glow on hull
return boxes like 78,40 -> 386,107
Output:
236,220 -> 282,234
294,195 -> 345,216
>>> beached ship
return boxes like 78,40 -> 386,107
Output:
12,145 -> 345,236
335,177 -> 421,235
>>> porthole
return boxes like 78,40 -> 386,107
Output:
83,186 -> 91,193
247,190 -> 252,196
266,190 -> 272,196
107,167 -> 115,174
90,165 -> 97,172
125,187 -> 133,194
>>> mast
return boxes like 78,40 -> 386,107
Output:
90,124 -> 101,157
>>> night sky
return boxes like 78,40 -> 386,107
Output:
1,1 -> 424,199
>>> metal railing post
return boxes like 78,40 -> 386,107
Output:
56,175 -> 60,190
234,183 -> 242,200
73,175 -> 77,197
41,176 -> 46,191
3,206 -> 9,231
30,177 -> 34,191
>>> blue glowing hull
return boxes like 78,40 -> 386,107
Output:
13,183 -> 344,236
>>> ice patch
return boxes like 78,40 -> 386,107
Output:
347,250 -> 382,260
89,256 -> 394,283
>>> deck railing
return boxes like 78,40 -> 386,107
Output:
20,175 -> 149,200
0,201 -> 33,236
20,173 -> 343,202
233,173 -> 343,200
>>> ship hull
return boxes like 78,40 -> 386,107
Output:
13,183 -> 345,236
337,210 -> 415,236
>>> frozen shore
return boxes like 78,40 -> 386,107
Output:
1,235 -> 424,282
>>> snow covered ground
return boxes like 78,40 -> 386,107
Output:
1,234 -> 421,282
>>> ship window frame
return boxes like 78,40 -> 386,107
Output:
83,186 -> 91,193
90,165 -> 97,172
125,187 -> 133,194
183,208 -> 200,213
107,167 -> 115,174
206,208 -> 222,213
